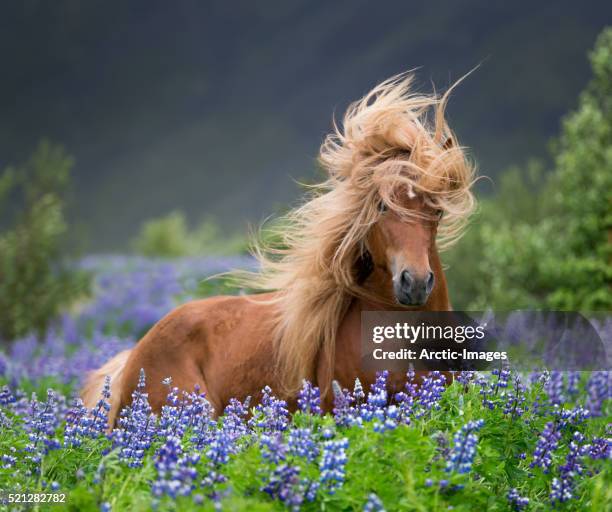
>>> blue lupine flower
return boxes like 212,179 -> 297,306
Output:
0,385 -> 15,406
530,421 -> 561,473
152,435 -> 199,498
319,438 -> 349,492
416,371 -> 446,416
507,488 -> 529,510
363,492 -> 386,511
585,371 -> 610,416
112,369 -> 157,467
446,419 -> 484,474
261,464 -> 319,511
503,375 -> 528,417
298,380 -> 322,415
332,381 -> 356,427
259,432 -> 287,464
64,398 -> 89,447
550,431 -> 587,504
24,389 -> 61,470
288,427 -> 319,462
249,386 -> 289,433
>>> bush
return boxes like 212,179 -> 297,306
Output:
445,29 -> 612,311
0,141 -> 89,340
132,211 -> 248,258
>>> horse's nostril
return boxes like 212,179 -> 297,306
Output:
401,270 -> 413,287
426,271 -> 435,292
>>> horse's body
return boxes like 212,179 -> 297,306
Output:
82,73 -> 474,425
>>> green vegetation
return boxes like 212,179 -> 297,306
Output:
445,28 -> 612,311
131,211 -> 248,258
0,141 -> 89,340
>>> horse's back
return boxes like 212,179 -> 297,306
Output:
119,292 -> 279,415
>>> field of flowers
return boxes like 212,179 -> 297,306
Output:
0,256 -> 610,511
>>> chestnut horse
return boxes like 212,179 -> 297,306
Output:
82,73 -> 476,425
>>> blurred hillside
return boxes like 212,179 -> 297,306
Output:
1,0 -> 611,250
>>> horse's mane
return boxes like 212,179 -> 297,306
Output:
235,73 -> 476,395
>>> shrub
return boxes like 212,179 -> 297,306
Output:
0,141 -> 89,340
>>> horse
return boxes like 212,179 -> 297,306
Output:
82,73 -> 476,425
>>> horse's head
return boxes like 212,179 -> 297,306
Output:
366,193 -> 441,306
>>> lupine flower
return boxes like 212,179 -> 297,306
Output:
249,386 -> 289,433
585,371 -> 610,416
550,431 -> 588,504
363,492 -> 386,511
416,371 -> 446,416
503,375 -> 528,418
1,447 -> 17,469
446,419 -> 484,474
86,375 -> 112,436
64,398 -> 89,447
152,435 -> 199,498
530,421 -> 561,473
353,378 -> 365,404
288,427 -> 319,462
456,371 -> 475,388
586,435 -> 611,460
259,432 -> 287,464
261,464 -> 319,511
545,371 -> 566,405
222,397 -> 250,441
24,389 -> 61,470
0,385 -> 15,406
478,368 -> 510,410
319,438 -> 349,492
332,381 -> 356,427
297,380 -> 322,415
112,369 -> 157,467
507,488 -> 529,510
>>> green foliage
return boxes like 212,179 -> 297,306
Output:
131,211 -> 248,258
0,377 -> 609,511
0,141 -> 89,340
445,29 -> 612,310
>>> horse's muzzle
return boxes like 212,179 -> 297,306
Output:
394,269 -> 435,306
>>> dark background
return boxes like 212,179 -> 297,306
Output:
2,0 -> 610,250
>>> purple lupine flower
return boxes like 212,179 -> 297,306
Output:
86,375 -> 112,437
152,435 -> 199,498
585,371 -> 610,417
503,375 -> 528,418
363,492 -> 386,511
288,427 -> 319,462
545,371 -> 566,405
261,464 -> 319,511
416,371 -> 446,416
112,369 -> 157,467
222,397 -> 251,442
259,432 -> 287,464
566,371 -> 581,396
353,378 -> 365,404
206,426 -> 234,466
586,436 -> 611,460
64,398 -> 89,447
530,421 -> 562,473
297,380 -> 322,415
550,431 -> 588,504
23,389 -> 61,470
478,368 -> 510,410
1,447 -> 17,469
456,371 -> 475,388
319,438 -> 349,492
249,386 -> 289,433
507,488 -> 529,510
332,381 -> 356,427
446,419 -> 484,474
0,385 -> 15,406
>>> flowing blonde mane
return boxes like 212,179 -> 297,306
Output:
237,73 -> 476,395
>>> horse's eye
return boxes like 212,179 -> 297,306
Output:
378,201 -> 388,213
435,209 -> 444,220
